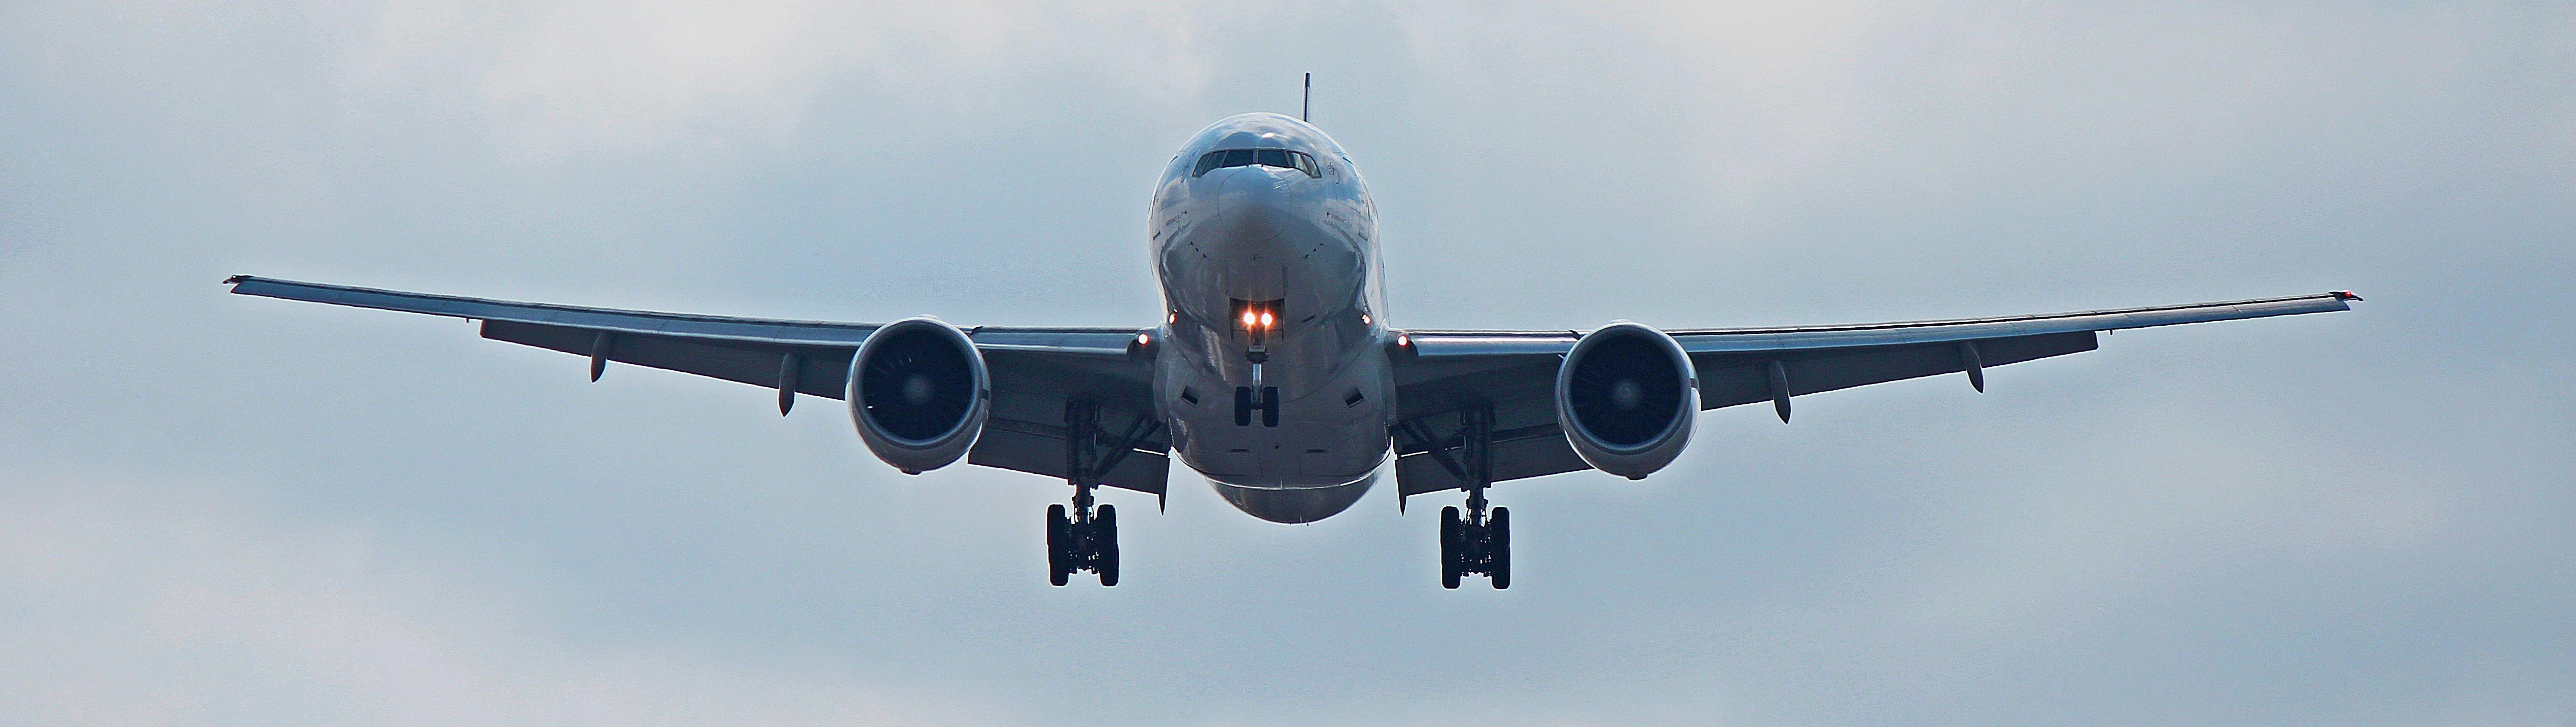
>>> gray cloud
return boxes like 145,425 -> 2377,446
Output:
2,1 -> 2570,724
0,477 -> 1010,725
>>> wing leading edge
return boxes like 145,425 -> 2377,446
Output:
1389,291 -> 2358,496
225,275 -> 1171,495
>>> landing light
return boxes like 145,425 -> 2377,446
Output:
1260,311 -> 1275,327
1136,332 -> 1151,345
1242,311 -> 1258,326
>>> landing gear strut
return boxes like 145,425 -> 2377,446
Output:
1404,405 -> 1511,589
1046,401 -> 1157,586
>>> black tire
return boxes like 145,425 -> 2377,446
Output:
1097,504 -> 1120,586
1047,503 -> 1070,586
1489,506 -> 1511,590
1439,506 -> 1463,590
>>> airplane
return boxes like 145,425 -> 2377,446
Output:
229,111 -> 2359,589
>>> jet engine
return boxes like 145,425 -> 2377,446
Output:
848,317 -> 991,474
1553,323 -> 1698,479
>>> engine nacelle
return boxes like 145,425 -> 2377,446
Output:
1554,322 -> 1698,479
848,317 -> 991,474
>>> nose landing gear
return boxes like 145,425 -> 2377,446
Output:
1232,386 -> 1279,427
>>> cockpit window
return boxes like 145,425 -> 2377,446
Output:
1192,148 -> 1323,178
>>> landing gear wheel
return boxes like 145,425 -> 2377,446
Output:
1096,504 -> 1120,586
1489,506 -> 1511,590
1046,503 -> 1071,586
1439,506 -> 1463,590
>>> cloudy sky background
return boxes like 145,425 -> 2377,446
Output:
3,2 -> 2571,724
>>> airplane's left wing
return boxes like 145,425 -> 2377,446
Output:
225,275 -> 1171,495
1388,291 -> 2359,499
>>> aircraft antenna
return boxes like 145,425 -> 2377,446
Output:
1301,73 -> 1311,121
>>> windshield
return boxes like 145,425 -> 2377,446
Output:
1193,148 -> 1321,178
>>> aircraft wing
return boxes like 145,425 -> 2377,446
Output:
225,276 -> 1172,495
1387,292 -> 2359,498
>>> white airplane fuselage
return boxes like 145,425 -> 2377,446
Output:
1149,113 -> 1392,523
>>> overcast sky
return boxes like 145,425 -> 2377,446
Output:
3,2 -> 2571,724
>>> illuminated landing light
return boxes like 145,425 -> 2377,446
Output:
1259,311 -> 1275,327
1136,332 -> 1151,345
1361,314 -> 1372,325
1242,311 -> 1258,326
1397,332 -> 1410,347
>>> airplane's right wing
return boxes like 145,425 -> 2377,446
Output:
1387,292 -> 2359,499
226,275 -> 1172,495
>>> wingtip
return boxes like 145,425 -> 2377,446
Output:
223,274 -> 250,286
2331,290 -> 2362,302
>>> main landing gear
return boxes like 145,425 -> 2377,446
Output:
1403,405 -> 1511,589
1047,501 -> 1116,586
1440,501 -> 1509,590
1046,401 -> 1159,587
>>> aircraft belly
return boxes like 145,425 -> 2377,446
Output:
1173,404 -> 1387,489
1208,475 -> 1376,524
1167,355 -> 1391,491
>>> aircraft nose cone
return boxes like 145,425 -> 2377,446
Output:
1214,206 -> 1284,245
1204,167 -> 1296,243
